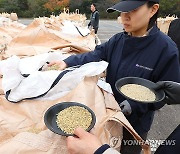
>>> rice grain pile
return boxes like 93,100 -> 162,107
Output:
47,64 -> 60,71
120,84 -> 156,102
56,106 -> 92,134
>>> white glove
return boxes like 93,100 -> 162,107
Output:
120,100 -> 132,115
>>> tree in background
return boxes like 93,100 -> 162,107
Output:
69,0 -> 180,19
69,0 -> 83,12
27,0 -> 50,17
69,0 -> 119,19
0,0 -> 50,17
44,0 -> 69,15
0,0 -> 20,13
159,0 -> 180,17
95,0 -> 120,19
0,0 -> 179,18
69,0 -> 100,16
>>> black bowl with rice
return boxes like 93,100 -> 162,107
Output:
115,77 -> 165,104
44,102 -> 96,136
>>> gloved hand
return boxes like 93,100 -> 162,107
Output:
155,81 -> 180,105
120,100 -> 132,115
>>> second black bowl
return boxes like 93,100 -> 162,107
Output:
115,77 -> 165,104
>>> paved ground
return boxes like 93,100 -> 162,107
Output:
19,19 -> 180,152
98,20 -> 123,43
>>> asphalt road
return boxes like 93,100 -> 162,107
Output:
19,18 -> 180,152
98,20 -> 123,43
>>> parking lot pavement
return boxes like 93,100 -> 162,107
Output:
98,20 -> 123,43
18,18 -> 34,26
19,18 -> 180,152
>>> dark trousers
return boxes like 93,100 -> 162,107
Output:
120,128 -> 148,154
94,28 -> 98,34
155,124 -> 180,154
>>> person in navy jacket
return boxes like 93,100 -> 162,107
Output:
88,3 -> 99,34
49,0 -> 180,153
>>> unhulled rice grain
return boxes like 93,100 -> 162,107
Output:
56,106 -> 92,134
120,84 -> 156,102
47,64 -> 60,70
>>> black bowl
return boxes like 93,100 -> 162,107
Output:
115,77 -> 165,104
44,102 -> 96,136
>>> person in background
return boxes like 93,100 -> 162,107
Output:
88,3 -> 99,34
168,18 -> 180,61
49,0 -> 180,153
66,81 -> 180,154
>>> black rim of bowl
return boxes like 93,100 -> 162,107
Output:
44,102 -> 96,136
115,77 -> 165,103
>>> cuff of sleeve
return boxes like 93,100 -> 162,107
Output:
127,100 -> 136,113
94,144 -> 110,154
63,57 -> 74,67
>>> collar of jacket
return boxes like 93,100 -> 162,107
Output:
128,27 -> 153,37
92,10 -> 98,14
123,26 -> 160,51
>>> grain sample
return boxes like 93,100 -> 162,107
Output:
56,106 -> 92,134
120,84 -> 156,102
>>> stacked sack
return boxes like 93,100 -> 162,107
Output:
0,12 -> 18,21
0,13 -> 26,58
157,15 -> 177,34
59,8 -> 87,26
5,10 -> 97,58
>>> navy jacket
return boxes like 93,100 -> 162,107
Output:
88,10 -> 99,30
64,26 -> 180,134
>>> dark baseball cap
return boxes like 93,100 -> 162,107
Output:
107,0 -> 159,13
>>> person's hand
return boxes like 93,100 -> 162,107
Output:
155,81 -> 180,105
48,60 -> 67,71
120,100 -> 132,115
66,127 -> 102,154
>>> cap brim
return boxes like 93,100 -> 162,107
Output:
107,1 -> 147,13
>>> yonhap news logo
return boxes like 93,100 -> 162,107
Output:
147,139 -> 176,151
123,139 -> 176,151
